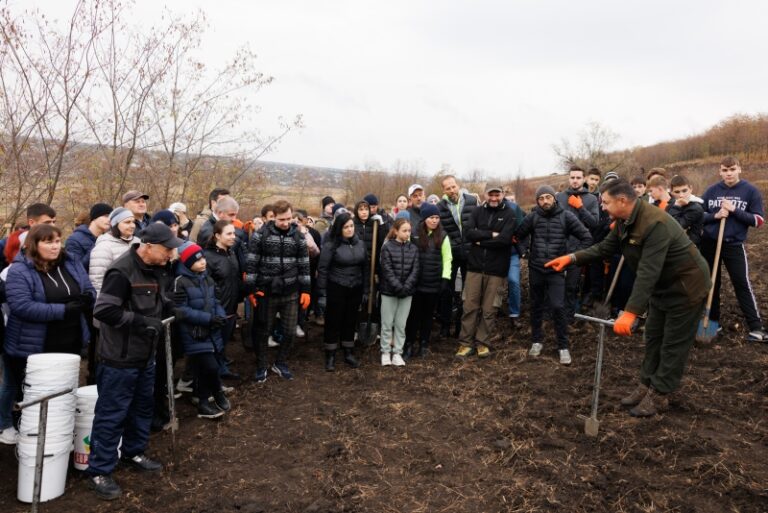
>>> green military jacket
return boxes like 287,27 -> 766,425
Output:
573,199 -> 711,314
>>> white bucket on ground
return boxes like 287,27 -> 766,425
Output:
73,385 -> 99,470
17,352 -> 81,501
17,436 -> 72,503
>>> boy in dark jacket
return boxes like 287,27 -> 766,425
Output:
666,175 -> 704,246
174,242 -> 230,419
515,185 -> 592,365
66,203 -> 113,273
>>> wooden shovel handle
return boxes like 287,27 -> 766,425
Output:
367,220 -> 378,315
702,218 -> 726,329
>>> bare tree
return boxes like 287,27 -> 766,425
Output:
553,121 -> 621,172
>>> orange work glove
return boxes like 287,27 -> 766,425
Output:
544,254 -> 574,272
249,291 -> 265,308
613,311 -> 638,337
568,195 -> 583,209
300,292 -> 311,310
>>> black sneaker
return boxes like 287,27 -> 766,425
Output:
271,363 -> 294,380
88,474 -> 122,500
213,391 -> 231,412
120,453 -> 163,472
198,398 -> 225,419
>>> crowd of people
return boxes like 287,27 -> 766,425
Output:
0,156 -> 764,500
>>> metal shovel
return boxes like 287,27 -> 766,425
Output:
696,218 -> 725,343
575,313 -> 614,437
162,316 -> 178,467
358,219 -> 379,346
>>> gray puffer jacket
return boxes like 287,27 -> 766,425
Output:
89,233 -> 138,294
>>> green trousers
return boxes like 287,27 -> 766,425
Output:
640,299 -> 705,394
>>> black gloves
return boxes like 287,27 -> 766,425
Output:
64,300 -> 85,320
135,316 -> 164,339
79,292 -> 95,307
210,315 -> 227,329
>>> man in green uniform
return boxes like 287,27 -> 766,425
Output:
545,179 -> 711,417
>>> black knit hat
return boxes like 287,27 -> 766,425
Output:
89,203 -> 113,222
321,196 -> 335,209
363,193 -> 379,206
535,185 -> 557,199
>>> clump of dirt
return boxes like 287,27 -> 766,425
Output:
1,232 -> 766,513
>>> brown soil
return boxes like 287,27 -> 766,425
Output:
1,234 -> 767,513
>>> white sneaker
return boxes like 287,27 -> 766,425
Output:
296,325 -> 305,338
381,353 -> 392,366
0,427 -> 19,445
559,349 -> 572,365
391,353 -> 406,366
176,378 -> 193,393
268,336 -> 279,347
528,343 -> 543,357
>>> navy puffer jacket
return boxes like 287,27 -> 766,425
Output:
65,225 -> 97,272
173,264 -> 226,355
5,252 -> 95,358
379,239 -> 419,298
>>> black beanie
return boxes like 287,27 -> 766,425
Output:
89,203 -> 113,222
322,196 -> 335,209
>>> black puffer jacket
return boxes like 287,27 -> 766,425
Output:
204,246 -> 243,314
316,235 -> 368,294
438,193 -> 477,263
416,231 -> 447,294
514,204 -> 593,273
353,217 -> 385,269
465,202 -> 517,277
379,239 -> 419,298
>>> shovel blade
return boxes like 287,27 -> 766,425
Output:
696,318 -> 719,343
358,322 -> 379,346
584,417 -> 600,437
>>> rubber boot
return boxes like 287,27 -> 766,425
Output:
343,347 -> 360,368
325,350 -> 336,372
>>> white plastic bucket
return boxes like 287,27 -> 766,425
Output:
25,353 -> 81,369
73,414 -> 95,470
17,436 -> 72,503
73,385 -> 99,470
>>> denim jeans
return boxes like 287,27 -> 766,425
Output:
507,253 -> 521,317
0,357 -> 15,430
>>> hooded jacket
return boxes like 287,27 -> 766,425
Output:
5,252 -> 95,358
353,216 -> 385,270
174,264 -> 226,355
66,224 -> 97,272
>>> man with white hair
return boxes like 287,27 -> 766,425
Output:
196,196 -> 240,248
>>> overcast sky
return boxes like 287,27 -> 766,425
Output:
25,1 -> 768,177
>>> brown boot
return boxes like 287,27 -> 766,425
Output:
629,387 -> 668,417
620,384 -> 648,407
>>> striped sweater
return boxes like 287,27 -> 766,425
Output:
245,222 -> 311,295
